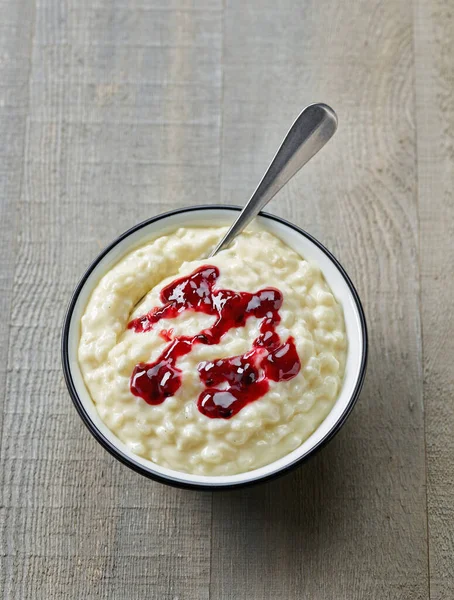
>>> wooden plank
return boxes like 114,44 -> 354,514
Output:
414,2 -> 454,598
211,1 -> 429,599
0,0 -> 32,441
0,3 -> 34,596
0,0 -> 222,598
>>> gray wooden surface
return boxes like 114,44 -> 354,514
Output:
0,0 -> 452,598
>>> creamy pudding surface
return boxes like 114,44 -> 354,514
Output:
78,226 -> 347,476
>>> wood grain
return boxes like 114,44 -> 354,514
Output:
414,1 -> 454,598
211,1 -> 428,598
0,2 -> 34,595
0,0 -> 33,447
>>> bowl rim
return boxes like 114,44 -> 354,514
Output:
61,205 -> 368,490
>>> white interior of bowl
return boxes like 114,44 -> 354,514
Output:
66,207 -> 365,487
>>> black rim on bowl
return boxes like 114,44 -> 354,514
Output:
61,205 -> 368,490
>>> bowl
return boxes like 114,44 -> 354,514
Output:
62,205 -> 367,490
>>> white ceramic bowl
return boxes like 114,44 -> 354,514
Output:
62,206 -> 367,490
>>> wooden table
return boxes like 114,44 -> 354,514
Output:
1,1 -> 452,598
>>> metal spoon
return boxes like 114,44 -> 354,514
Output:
210,103 -> 338,257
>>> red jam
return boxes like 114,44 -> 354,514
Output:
128,265 -> 301,418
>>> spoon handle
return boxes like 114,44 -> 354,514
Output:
210,103 -> 338,257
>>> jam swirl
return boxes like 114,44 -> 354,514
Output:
128,266 -> 301,418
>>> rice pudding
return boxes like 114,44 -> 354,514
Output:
78,226 -> 347,476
